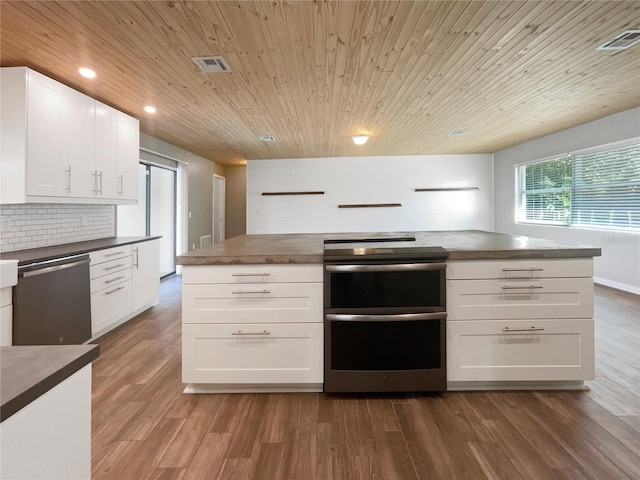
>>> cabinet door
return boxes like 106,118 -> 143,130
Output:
132,240 -> 160,312
95,103 -> 118,198
116,111 -> 139,200
182,323 -> 323,384
66,89 -> 96,198
26,70 -> 69,197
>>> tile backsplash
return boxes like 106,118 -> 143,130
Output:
0,204 -> 115,252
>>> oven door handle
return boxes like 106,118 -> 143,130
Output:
325,312 -> 446,322
325,263 -> 446,272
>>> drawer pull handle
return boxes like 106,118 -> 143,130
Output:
104,264 -> 125,271
501,285 -> 544,290
231,273 -> 271,277
104,251 -> 126,257
105,286 -> 125,295
502,326 -> 545,333
232,330 -> 271,336
105,276 -> 125,284
501,268 -> 544,272
231,290 -> 271,294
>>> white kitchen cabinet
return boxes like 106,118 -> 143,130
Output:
88,240 -> 160,339
182,264 -> 324,392
116,111 -> 139,200
446,258 -> 595,386
0,66 -> 139,204
131,239 -> 160,313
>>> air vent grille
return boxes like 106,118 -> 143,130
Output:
597,30 -> 640,50
191,56 -> 231,73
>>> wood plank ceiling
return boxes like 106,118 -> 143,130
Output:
1,1 -> 639,166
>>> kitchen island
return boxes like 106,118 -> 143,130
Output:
177,230 -> 601,393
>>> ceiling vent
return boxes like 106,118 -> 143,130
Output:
191,56 -> 231,73
596,30 -> 640,50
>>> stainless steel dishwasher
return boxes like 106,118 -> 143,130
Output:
13,253 -> 92,345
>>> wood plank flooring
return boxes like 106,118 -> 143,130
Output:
91,276 -> 640,479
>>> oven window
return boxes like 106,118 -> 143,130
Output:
329,270 -> 443,309
330,319 -> 442,371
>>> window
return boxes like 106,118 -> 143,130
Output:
517,141 -> 640,230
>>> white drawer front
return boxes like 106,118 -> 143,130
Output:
1,304 -> 12,346
182,264 -> 323,284
91,280 -> 132,335
90,245 -> 132,265
182,283 -> 323,324
447,258 -> 593,280
182,323 -> 323,384
447,319 -> 594,381
0,287 -> 12,308
90,268 -> 132,293
90,255 -> 132,280
447,277 -> 594,320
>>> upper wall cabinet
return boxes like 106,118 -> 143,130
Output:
0,67 -> 139,205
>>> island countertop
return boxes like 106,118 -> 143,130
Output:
176,230 -> 601,265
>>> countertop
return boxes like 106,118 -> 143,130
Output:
0,344 -> 100,422
0,236 -> 160,266
176,230 -> 601,265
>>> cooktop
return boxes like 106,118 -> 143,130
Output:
323,237 -> 448,261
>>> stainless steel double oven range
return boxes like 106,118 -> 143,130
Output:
323,237 -> 448,393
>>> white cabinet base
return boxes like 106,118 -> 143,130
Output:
447,380 -> 588,391
183,383 -> 323,394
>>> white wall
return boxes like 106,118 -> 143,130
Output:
494,107 -> 640,294
247,155 -> 493,234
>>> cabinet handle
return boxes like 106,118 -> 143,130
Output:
65,166 -> 71,192
92,170 -> 98,193
104,263 -> 125,271
501,285 -> 544,290
231,330 -> 271,336
231,290 -> 271,294
104,276 -> 125,284
502,326 -> 545,332
134,247 -> 139,268
231,273 -> 271,277
105,286 -> 125,295
104,251 -> 126,257
98,171 -> 103,195
501,268 -> 544,272
118,175 -> 123,195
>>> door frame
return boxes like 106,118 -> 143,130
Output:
213,174 -> 226,243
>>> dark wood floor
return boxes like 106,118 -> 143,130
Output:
91,275 -> 640,480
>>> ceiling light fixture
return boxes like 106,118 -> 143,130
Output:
351,135 -> 369,145
449,130 -> 467,136
78,67 -> 96,78
144,106 -> 156,114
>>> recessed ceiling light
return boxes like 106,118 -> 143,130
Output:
351,134 -> 369,145
78,67 -> 96,79
449,130 -> 467,136
144,106 -> 156,114
259,135 -> 275,141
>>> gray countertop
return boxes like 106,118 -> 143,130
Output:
176,230 -> 601,265
0,236 -> 160,266
1,344 -> 100,422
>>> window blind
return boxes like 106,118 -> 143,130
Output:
518,142 -> 640,230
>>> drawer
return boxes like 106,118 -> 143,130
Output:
1,304 -> 12,346
182,264 -> 323,284
182,283 -> 323,324
91,279 -> 132,336
1,287 -> 12,308
90,255 -> 132,280
447,258 -> 593,280
447,277 -> 594,320
447,319 -> 594,381
182,323 -> 323,384
90,268 -> 132,293
90,245 -> 132,265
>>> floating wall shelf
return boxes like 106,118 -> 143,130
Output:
261,191 -> 325,196
338,203 -> 403,209
414,187 -> 480,192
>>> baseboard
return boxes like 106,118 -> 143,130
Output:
594,277 -> 640,295
183,383 -> 323,394
447,380 -> 588,391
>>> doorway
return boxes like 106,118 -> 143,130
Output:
213,174 -> 225,243
117,163 -> 177,277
